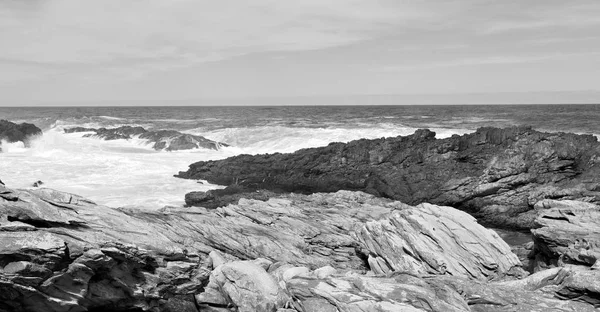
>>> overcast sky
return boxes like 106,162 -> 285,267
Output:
1,0 -> 599,105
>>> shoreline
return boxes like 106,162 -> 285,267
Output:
2,121 -> 600,311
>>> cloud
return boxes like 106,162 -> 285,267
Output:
379,52 -> 600,72
478,1 -> 600,34
1,0 -> 599,101
0,1 -> 426,66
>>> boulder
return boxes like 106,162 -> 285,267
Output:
0,120 -> 42,151
176,127 -> 600,229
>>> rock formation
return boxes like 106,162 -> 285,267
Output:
65,126 -> 227,151
0,119 -> 42,151
185,185 -> 279,209
9,181 -> 589,311
530,199 -> 600,271
177,126 -> 600,229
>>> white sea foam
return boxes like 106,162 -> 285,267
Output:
198,124 -> 471,154
1,124 -> 471,209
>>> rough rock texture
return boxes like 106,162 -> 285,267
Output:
185,185 -> 279,209
195,257 -> 597,312
177,127 -> 600,229
1,183 -> 535,311
0,119 -> 42,151
531,199 -> 600,271
355,203 -> 524,279
197,258 -> 291,312
65,125 -> 227,151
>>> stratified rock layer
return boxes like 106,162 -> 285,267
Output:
0,120 -> 42,151
1,183 -> 536,311
177,127 -> 600,229
531,199 -> 600,271
65,125 -> 227,151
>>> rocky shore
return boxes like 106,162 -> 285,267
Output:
0,120 -> 42,152
2,125 -> 600,311
2,183 -> 599,311
177,126 -> 600,229
65,126 -> 227,151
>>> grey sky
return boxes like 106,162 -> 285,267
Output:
1,0 -> 599,105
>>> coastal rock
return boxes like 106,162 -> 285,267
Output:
1,184 -> 536,311
0,120 -> 42,151
355,202 -> 524,280
284,265 -> 596,312
177,126 -> 600,229
185,185 -> 279,209
196,260 -> 290,312
65,125 -> 228,151
531,199 -> 600,270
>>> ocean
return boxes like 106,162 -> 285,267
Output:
1,104 -> 599,209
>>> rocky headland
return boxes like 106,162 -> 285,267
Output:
0,120 -> 42,152
177,126 -> 600,229
65,126 -> 227,151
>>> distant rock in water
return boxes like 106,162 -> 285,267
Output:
0,119 -> 42,151
65,125 -> 228,151
177,126 -> 600,229
32,180 -> 44,187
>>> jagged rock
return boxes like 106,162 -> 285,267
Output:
442,266 -> 599,311
65,125 -> 228,151
176,127 -> 600,229
1,185 -> 537,311
0,119 -> 42,151
531,200 -> 600,270
354,202 -> 525,280
283,265 -> 597,312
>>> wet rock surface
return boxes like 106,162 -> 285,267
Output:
177,127 -> 600,229
65,125 -> 227,151
0,119 -> 42,151
5,182 -> 585,311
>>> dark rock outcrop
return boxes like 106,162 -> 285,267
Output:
2,182 -> 550,311
177,126 -> 600,229
0,120 -> 42,151
65,126 -> 228,151
185,185 -> 279,209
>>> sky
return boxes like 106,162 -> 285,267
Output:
0,0 -> 599,106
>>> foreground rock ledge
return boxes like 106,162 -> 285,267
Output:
177,126 -> 600,229
1,184 -> 598,311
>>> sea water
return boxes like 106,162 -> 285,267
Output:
1,105 -> 599,209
